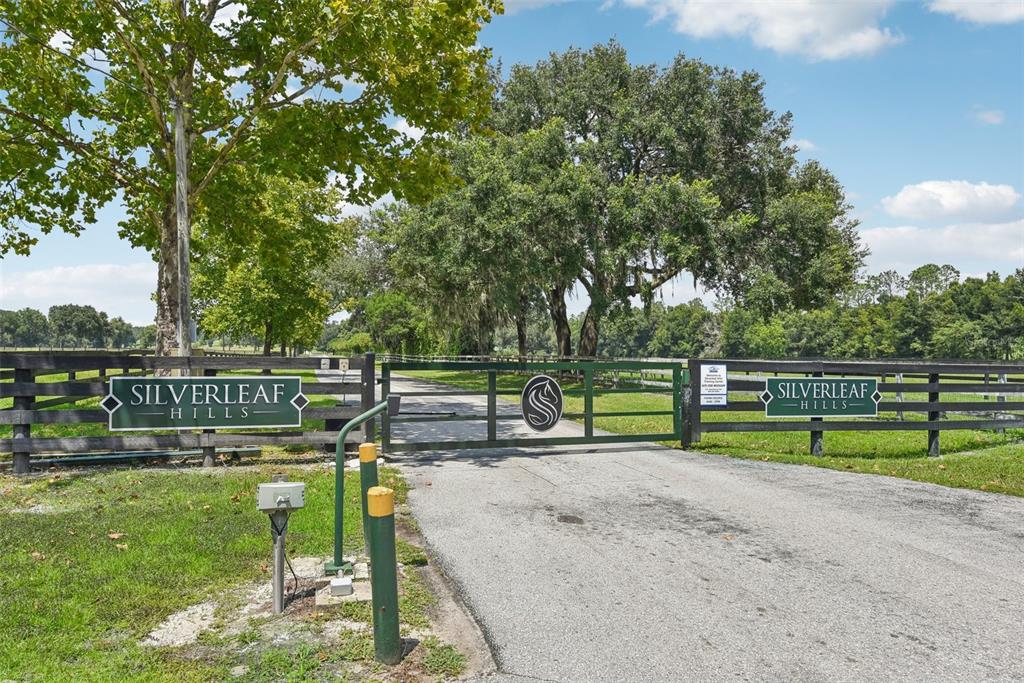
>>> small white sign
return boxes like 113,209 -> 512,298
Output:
320,358 -> 330,369
700,364 -> 728,407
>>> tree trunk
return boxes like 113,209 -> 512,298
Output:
515,314 -> 528,360
515,295 -> 529,360
155,206 -> 180,363
262,321 -> 273,356
577,305 -> 600,358
548,285 -> 572,358
476,305 -> 493,357
171,0 -> 193,359
280,340 -> 286,357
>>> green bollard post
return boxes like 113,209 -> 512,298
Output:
367,486 -> 402,664
359,442 -> 380,543
326,400 -> 390,576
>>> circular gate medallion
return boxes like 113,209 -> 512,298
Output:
521,374 -> 564,432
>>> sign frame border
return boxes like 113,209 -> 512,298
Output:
103,375 -> 307,432
762,377 -> 881,419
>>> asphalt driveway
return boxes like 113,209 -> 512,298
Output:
385,375 -> 1024,682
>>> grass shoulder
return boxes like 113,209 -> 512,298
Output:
0,463 -> 464,681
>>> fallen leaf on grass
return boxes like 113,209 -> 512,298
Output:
260,563 -> 269,573
230,494 -> 240,503
202,504 -> 211,511
107,532 -> 125,540
937,464 -> 946,470
30,551 -> 45,561
115,543 -> 128,551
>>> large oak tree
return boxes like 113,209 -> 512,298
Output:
494,42 -> 865,356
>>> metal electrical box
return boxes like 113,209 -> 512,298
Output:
257,481 -> 306,512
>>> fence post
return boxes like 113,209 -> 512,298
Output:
583,366 -> 594,438
487,371 -> 497,442
366,486 -> 402,665
12,367 -> 32,475
381,364 -> 391,453
687,358 -> 702,445
673,365 -> 686,447
202,367 -> 217,467
810,370 -> 824,456
361,352 -> 376,445
997,373 -> 1007,434
895,372 -> 904,421
928,372 -> 940,456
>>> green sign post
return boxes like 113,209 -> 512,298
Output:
761,377 -> 881,418
102,376 -> 308,431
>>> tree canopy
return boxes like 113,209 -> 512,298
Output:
1,0 -> 499,353
370,42 -> 864,356
193,175 -> 351,354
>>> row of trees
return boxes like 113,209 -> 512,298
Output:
0,305 -> 152,349
325,266 -> 1023,361
606,269 -> 1022,360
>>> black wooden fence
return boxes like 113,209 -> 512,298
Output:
684,359 -> 1024,456
1,351 -> 376,474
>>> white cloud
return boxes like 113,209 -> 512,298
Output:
928,0 -> 1024,24
791,138 -> 817,151
881,180 -> 1021,221
859,220 -> 1024,274
618,0 -> 902,60
391,118 -> 425,141
973,108 -> 1005,125
0,263 -> 157,325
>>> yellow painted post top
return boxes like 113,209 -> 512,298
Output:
367,486 -> 394,517
359,442 -> 377,463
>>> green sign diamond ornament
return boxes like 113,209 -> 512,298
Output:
761,378 -> 881,418
102,376 -> 308,431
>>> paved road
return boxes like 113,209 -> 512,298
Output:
385,375 -> 1024,682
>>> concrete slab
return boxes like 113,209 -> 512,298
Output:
314,580 -> 371,607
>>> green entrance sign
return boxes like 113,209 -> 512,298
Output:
102,376 -> 308,431
761,378 -> 881,418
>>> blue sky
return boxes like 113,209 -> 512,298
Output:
2,0 -> 1022,324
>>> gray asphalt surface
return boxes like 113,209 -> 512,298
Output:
384,375 -> 1024,682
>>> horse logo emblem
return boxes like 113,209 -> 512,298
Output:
521,375 -> 564,432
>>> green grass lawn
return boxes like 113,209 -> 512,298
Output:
0,464 -> 454,682
401,370 -> 1024,497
